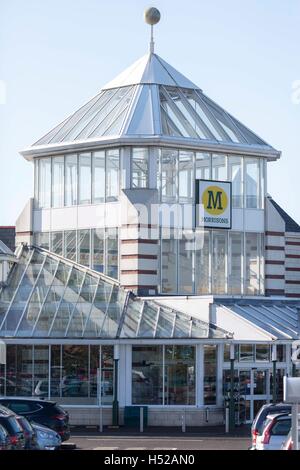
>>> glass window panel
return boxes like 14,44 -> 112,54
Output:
138,303 -> 158,337
65,154 -> 77,206
65,230 -> 77,262
79,153 -> 91,204
120,297 -> 141,337
195,152 -> 211,180
156,307 -> 175,338
132,148 -> 149,188
212,154 -> 227,181
89,345 -> 99,400
161,149 -> 177,203
84,281 -> 112,337
51,231 -> 63,256
277,345 -> 286,363
223,344 -> 238,362
106,149 -> 119,202
106,228 -> 118,279
67,275 -> 97,337
33,346 -> 49,398
245,158 -> 259,208
228,156 -> 242,208
101,285 -> 125,337
35,232 -> 50,250
178,151 -> 194,202
61,346 -> 89,401
50,345 -> 61,398
255,344 -> 270,362
204,345 -> 217,405
165,346 -> 195,405
93,228 -> 104,273
195,230 -> 210,294
253,370 -> 267,395
245,233 -> 259,295
161,228 -> 177,293
101,346 -> 114,405
239,344 -> 254,362
173,314 -> 191,338
34,159 -> 39,208
178,231 -> 194,294
228,232 -> 242,295
6,345 -> 33,396
92,151 -> 105,203
212,231 -> 227,294
52,156 -> 64,208
38,158 -> 51,208
78,229 -> 90,267
132,346 -> 163,405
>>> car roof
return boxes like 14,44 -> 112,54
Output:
0,397 -> 56,405
266,412 -> 291,420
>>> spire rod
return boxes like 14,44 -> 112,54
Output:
144,7 -> 161,54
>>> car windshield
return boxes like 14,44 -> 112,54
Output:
271,419 -> 291,436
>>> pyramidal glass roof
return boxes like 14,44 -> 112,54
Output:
22,52 -> 278,156
0,245 -> 230,339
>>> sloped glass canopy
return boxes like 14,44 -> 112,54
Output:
0,246 -> 230,339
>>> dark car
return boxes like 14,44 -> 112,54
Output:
0,398 -> 70,442
250,403 -> 291,449
16,415 -> 37,450
0,423 -> 12,450
0,406 -> 25,450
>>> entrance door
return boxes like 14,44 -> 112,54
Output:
238,368 -> 270,423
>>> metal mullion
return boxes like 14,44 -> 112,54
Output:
0,249 -> 36,332
64,271 -> 87,337
161,87 -> 199,139
116,291 -> 131,338
98,283 -> 115,337
176,89 -> 215,140
153,306 -> 161,338
193,91 -> 232,142
136,301 -> 146,337
82,277 -> 100,337
48,266 -> 74,337
14,255 -> 47,336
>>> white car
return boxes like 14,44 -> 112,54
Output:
256,413 -> 291,450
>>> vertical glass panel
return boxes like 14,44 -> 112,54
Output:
106,228 -> 118,279
255,344 -> 270,362
93,228 -> 104,273
195,152 -> 211,180
132,346 -> 163,405
178,151 -> 194,202
65,230 -> 77,262
84,280 -> 112,337
164,346 -> 195,405
195,230 -> 210,294
161,148 -> 177,203
245,157 -> 259,208
101,346 -> 114,405
67,274 -> 97,337
212,231 -> 226,294
101,285 -> 125,337
178,231 -> 194,294
61,346 -> 88,401
245,233 -> 259,295
239,344 -> 254,362
6,345 -> 33,396
65,154 -> 77,206
253,370 -> 267,395
260,159 -> 265,209
161,228 -> 177,293
38,158 -> 51,208
138,303 -> 158,337
78,229 -> 90,267
120,297 -> 141,337
204,345 -> 217,405
92,151 -> 105,203
50,345 -> 61,398
228,232 -> 242,295
33,345 -> 49,399
260,233 -> 264,295
239,369 -> 251,394
52,156 -> 64,208
212,154 -> 227,181
228,156 -> 242,208
106,149 -> 119,202
89,345 -> 99,401
156,307 -> 175,338
34,159 -> 39,208
277,345 -> 286,363
79,153 -> 91,204
132,148 -> 148,188
36,232 -> 50,250
51,231 -> 63,256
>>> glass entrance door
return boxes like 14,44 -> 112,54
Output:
238,368 -> 270,423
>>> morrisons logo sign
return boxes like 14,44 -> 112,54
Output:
196,180 -> 232,229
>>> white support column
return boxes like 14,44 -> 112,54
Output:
125,344 -> 132,405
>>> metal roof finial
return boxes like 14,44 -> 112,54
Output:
144,7 -> 161,53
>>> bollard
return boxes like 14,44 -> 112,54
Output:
205,407 -> 209,423
181,410 -> 186,433
225,407 -> 229,433
140,407 -> 144,433
99,406 -> 103,433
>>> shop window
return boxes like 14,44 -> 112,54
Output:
239,344 -> 254,362
255,344 -> 270,362
195,230 -> 210,294
38,158 -> 51,208
52,156 -> 64,208
277,345 -> 286,363
204,345 -> 217,405
93,228 -> 105,273
106,228 -> 118,279
178,231 -> 194,294
92,151 -> 105,203
195,152 -> 211,180
178,151 -> 194,203
164,346 -> 195,405
161,228 -> 177,293
228,156 -> 242,208
212,231 -> 226,294
101,346 -> 114,405
132,148 -> 148,188
160,149 -> 177,203
65,154 -> 77,206
106,150 -> 119,202
79,153 -> 91,204
78,230 -> 90,267
212,154 -> 227,181
132,346 -> 163,405
245,158 -> 259,209
245,233 -> 259,295
228,232 -> 243,295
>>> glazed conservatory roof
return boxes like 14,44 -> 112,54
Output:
21,52 -> 280,159
0,245 -> 230,340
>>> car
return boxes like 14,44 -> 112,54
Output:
256,412 -> 291,450
281,429 -> 300,450
15,415 -> 37,450
0,423 -> 11,450
0,406 -> 25,450
31,422 -> 61,450
250,403 -> 291,449
0,398 -> 70,442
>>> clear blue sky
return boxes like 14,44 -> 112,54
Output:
0,0 -> 299,225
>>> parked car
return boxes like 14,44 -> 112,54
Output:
256,412 -> 291,450
0,423 -> 11,450
0,406 -> 25,450
250,403 -> 291,449
0,398 -> 70,442
15,415 -> 37,450
31,422 -> 61,450
281,429 -> 300,450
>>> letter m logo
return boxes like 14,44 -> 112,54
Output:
207,190 -> 223,210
